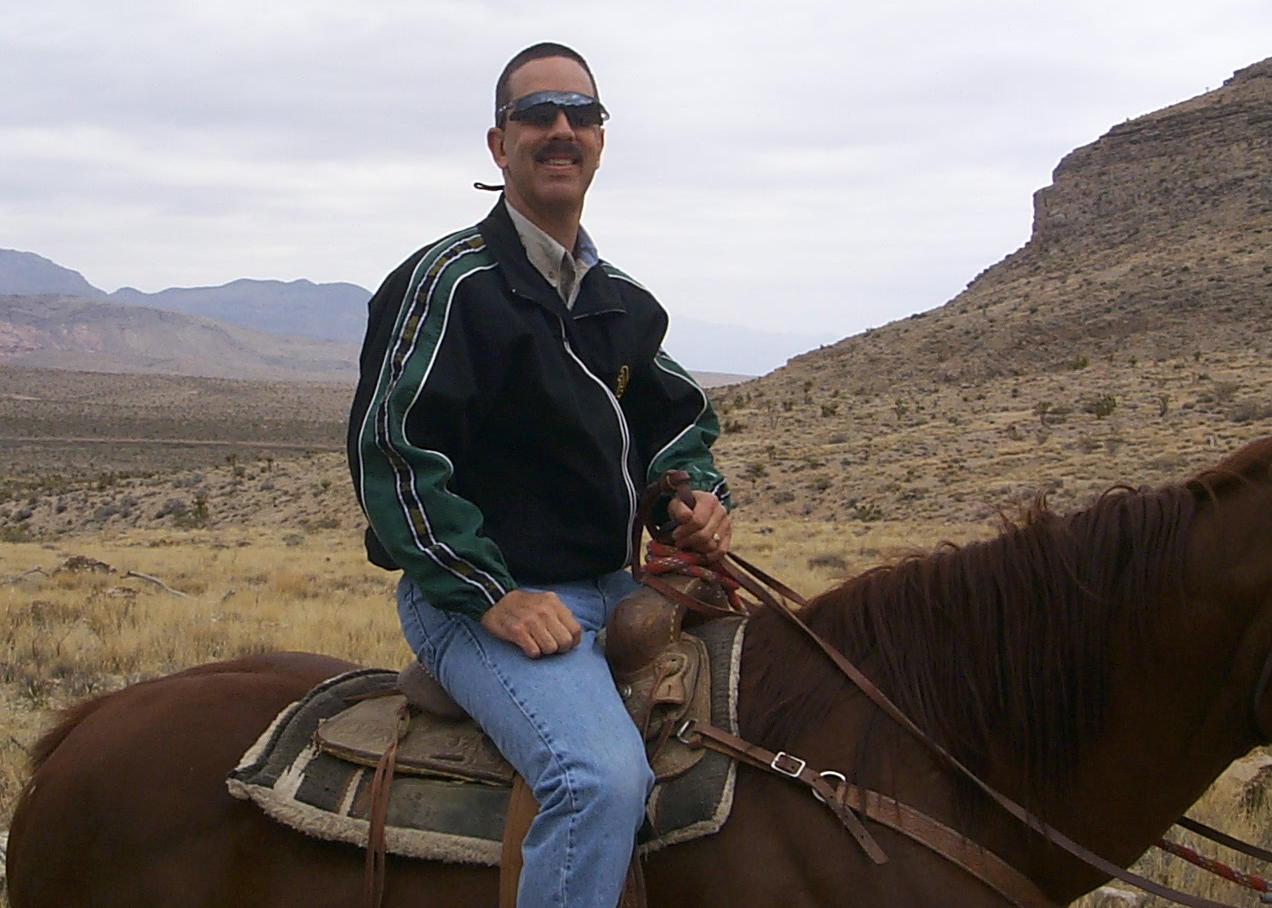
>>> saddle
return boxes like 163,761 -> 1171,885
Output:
313,577 -> 720,787
305,576 -> 728,908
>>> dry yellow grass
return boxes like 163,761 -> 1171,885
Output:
0,528 -> 402,835
3,521 -> 1270,907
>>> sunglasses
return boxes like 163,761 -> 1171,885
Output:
497,91 -> 609,129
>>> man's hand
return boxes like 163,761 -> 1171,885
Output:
667,490 -> 731,562
481,590 -> 582,658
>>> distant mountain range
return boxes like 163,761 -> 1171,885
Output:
0,249 -> 826,377
0,249 -> 368,343
0,294 -> 359,384
110,278 -> 371,344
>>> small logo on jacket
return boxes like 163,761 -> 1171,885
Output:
614,365 -> 630,399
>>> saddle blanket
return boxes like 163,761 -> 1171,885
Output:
227,617 -> 746,865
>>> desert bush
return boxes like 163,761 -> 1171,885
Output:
1082,394 -> 1117,419
1213,380 -> 1240,402
807,552 -> 848,571
1229,400 -> 1272,423
155,495 -> 189,516
743,463 -> 768,485
302,516 -> 342,531
0,525 -> 34,543
853,502 -> 884,522
175,492 -> 210,529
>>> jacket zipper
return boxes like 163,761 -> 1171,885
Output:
556,317 -> 639,567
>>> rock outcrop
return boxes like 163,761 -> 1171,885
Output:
779,58 -> 1272,392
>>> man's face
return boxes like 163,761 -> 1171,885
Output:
486,56 -> 604,227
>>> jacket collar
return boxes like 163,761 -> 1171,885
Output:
478,197 -> 626,320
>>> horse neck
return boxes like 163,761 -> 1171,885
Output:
1024,483 -> 1272,899
736,475 -> 1272,905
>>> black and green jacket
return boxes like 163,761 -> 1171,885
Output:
348,199 -> 730,620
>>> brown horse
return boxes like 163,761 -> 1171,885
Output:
9,437 -> 1272,907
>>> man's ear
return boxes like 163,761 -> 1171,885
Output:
486,127 -> 507,169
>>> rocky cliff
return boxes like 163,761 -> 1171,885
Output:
777,58 -> 1272,393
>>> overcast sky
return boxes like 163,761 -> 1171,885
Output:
5,0 -> 1270,368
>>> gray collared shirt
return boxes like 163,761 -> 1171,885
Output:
505,201 -> 599,310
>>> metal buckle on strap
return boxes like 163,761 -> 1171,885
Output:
675,718 -> 698,745
770,751 -> 807,778
811,770 -> 847,804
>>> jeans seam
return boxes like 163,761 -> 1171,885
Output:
453,619 -> 579,906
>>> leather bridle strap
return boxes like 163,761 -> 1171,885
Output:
631,470 -> 697,585
716,552 -> 1243,908
684,719 -> 888,863
363,700 -> 409,908
836,786 -> 1059,908
1177,815 -> 1272,864
640,571 -> 749,619
680,719 -> 1057,908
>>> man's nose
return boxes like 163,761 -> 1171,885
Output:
546,109 -> 576,137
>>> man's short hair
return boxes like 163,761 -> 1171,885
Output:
495,42 -> 600,126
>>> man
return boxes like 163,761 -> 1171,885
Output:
347,42 -> 731,907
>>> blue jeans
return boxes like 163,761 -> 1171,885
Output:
397,570 -> 654,908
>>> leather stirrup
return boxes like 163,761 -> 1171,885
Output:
499,776 -> 538,907
618,849 -> 648,908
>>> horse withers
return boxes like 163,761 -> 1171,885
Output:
9,437 -> 1272,907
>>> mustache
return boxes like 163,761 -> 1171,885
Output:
533,141 -> 582,162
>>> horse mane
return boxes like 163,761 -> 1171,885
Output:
741,436 -> 1272,799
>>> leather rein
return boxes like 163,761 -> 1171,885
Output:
635,471 -> 1272,908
